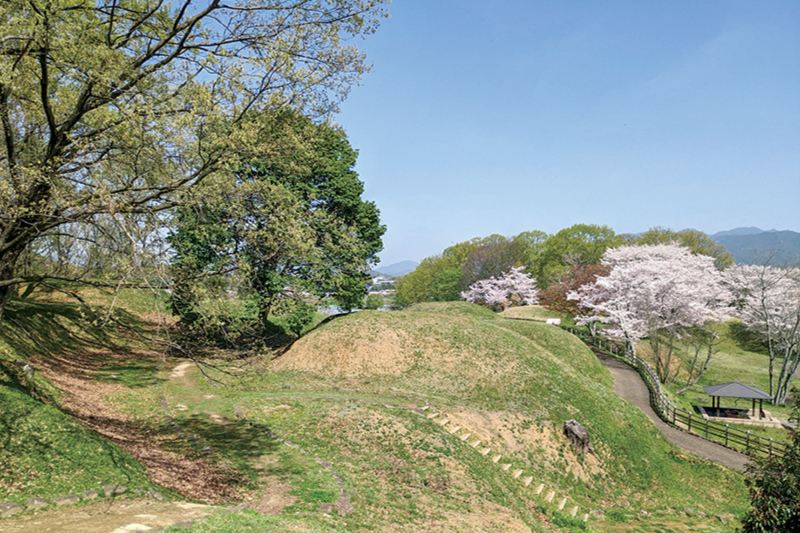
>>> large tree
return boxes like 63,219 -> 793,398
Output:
461,267 -> 539,311
460,238 -> 523,290
394,238 -> 484,307
571,244 -> 730,382
724,264 -> 800,404
535,224 -> 620,287
635,227 -> 734,269
170,110 -> 384,339
0,0 -> 388,320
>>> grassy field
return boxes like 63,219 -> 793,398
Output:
1,297 -> 751,532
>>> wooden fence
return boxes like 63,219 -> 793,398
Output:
560,326 -> 789,461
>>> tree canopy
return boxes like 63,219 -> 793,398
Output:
635,227 -> 734,269
0,0 -> 389,319
169,110 -> 384,343
534,224 -> 620,287
724,264 -> 800,404
571,243 -> 730,382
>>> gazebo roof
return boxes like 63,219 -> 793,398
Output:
703,382 -> 772,400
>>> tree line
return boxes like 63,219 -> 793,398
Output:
395,224 -> 732,307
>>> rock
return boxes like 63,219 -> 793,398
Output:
81,490 -> 99,500
146,490 -> 164,501
318,503 -> 335,513
563,420 -> 596,455
52,494 -> 80,506
716,514 -> 729,524
315,459 -> 333,470
589,510 -> 605,517
0,501 -> 24,517
26,497 -> 49,510
337,490 -> 354,516
103,484 -> 128,495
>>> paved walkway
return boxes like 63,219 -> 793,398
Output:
592,348 -> 750,472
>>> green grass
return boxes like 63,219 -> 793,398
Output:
0,297 -> 751,532
0,377 -> 155,503
0,297 -> 164,504
211,302 -> 749,528
163,509 -> 341,532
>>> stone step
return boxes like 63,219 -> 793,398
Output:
501,463 -> 511,471
558,498 -> 567,511
447,425 -> 460,434
546,491 -> 555,503
492,455 -> 501,463
535,484 -> 545,495
512,469 -> 523,479
459,432 -> 471,441
480,448 -> 491,456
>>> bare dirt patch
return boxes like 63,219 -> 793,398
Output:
272,322 -> 413,376
446,410 -> 605,483
169,361 -> 193,380
0,498 -> 216,533
250,475 -> 297,514
32,350 -> 246,503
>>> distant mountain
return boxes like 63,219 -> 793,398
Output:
711,227 -> 777,238
711,228 -> 800,265
374,260 -> 418,277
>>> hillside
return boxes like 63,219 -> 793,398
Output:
1,298 -> 750,532
711,228 -> 800,265
374,260 -> 419,277
264,302 -> 748,529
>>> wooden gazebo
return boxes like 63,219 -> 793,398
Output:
703,382 -> 772,420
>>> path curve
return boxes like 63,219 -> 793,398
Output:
592,348 -> 750,472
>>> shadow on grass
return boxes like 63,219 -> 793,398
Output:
1,298 -> 144,359
163,414 -> 285,477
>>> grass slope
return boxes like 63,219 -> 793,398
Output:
0,299 -> 159,504
1,298 -> 751,532
247,302 -> 747,530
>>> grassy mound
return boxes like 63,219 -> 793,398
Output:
270,302 -> 747,515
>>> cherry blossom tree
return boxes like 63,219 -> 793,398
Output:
724,264 -> 800,404
461,267 -> 539,311
570,244 -> 730,383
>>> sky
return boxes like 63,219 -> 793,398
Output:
334,1 -> 800,268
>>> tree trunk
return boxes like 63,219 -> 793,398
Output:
677,331 -> 718,395
0,249 -> 24,322
774,346 -> 800,405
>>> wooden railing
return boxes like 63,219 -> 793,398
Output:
560,326 -> 789,461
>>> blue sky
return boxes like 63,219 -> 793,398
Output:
335,1 -> 800,267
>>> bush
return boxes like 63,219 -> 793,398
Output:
739,386 -> 800,533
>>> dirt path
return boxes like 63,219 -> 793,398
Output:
0,499 -> 217,533
592,349 -> 750,472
